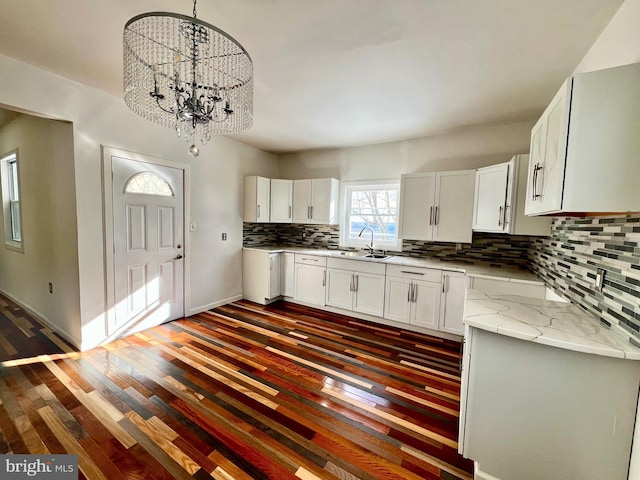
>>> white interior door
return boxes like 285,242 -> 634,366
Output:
111,155 -> 184,336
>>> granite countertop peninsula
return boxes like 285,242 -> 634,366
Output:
243,245 -> 541,284
463,289 -> 640,360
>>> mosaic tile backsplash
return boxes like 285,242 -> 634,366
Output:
243,223 -> 532,268
529,215 -> 640,341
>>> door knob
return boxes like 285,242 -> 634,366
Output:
174,254 -> 183,260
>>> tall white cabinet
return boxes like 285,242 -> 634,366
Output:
526,62 -> 640,215
473,155 -> 550,235
293,178 -> 340,224
399,170 -> 476,243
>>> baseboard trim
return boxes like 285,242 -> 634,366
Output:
0,288 -> 82,350
188,294 -> 244,316
475,465 -> 502,480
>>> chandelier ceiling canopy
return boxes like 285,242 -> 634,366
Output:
123,0 -> 253,157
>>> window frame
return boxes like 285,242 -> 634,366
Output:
339,179 -> 402,251
1,150 -> 23,252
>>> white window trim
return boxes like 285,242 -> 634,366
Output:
1,149 -> 23,252
339,179 -> 402,252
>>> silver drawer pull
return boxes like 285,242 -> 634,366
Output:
401,270 -> 425,275
301,258 -> 319,262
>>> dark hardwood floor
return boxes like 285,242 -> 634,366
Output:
0,295 -> 473,479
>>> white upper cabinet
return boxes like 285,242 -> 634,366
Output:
474,155 -> 550,235
292,178 -> 339,224
399,170 -> 475,243
243,176 -> 270,222
526,62 -> 640,215
270,179 -> 293,223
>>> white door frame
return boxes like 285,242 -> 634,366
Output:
101,145 -> 191,340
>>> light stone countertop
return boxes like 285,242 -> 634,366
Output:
242,245 -> 541,284
463,289 -> 640,360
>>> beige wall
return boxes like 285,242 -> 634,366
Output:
279,119 -> 535,181
0,114 -> 81,342
0,53 -> 279,349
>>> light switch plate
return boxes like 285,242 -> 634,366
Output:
595,268 -> 605,292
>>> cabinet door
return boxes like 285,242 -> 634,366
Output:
411,280 -> 441,330
270,179 -> 293,223
384,276 -> 412,323
526,80 -> 571,215
309,178 -> 334,224
353,272 -> 385,317
292,179 -> 311,223
439,272 -> 466,335
281,252 -> 294,297
256,176 -> 270,222
325,268 -> 354,310
268,253 -> 281,299
473,163 -> 509,233
294,264 -> 325,306
433,171 -> 475,243
399,173 -> 435,240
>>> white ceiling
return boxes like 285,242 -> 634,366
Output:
0,0 -> 624,154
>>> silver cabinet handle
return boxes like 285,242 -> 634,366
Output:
401,270 -> 425,275
322,270 -> 326,286
505,204 -> 511,225
355,275 -> 358,293
412,282 -> 418,303
498,206 -> 503,226
301,257 -> 319,262
289,205 -> 292,219
531,163 -> 537,201
310,206 -> 313,219
434,206 -> 438,225
257,204 -> 261,218
429,206 -> 433,226
270,257 -> 273,270
350,274 -> 354,292
533,163 -> 543,200
407,283 -> 411,302
442,275 -> 449,293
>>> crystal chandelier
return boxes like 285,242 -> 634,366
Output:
123,0 -> 253,157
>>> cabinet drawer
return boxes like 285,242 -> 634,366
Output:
386,264 -> 441,283
327,257 -> 386,275
294,254 -> 327,267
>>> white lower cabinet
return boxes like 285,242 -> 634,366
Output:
243,249 -> 281,304
281,252 -> 294,297
293,254 -> 327,306
439,272 -> 466,335
325,258 -> 386,317
384,265 -> 442,330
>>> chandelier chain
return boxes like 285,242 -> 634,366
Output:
193,0 -> 197,19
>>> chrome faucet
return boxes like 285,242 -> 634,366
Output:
358,226 -> 375,254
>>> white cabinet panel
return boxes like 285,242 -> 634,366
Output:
526,63 -> 640,215
281,252 -> 294,297
326,268 -> 354,310
384,276 -> 413,324
411,281 -> 440,330
292,178 -> 339,224
294,263 -> 326,306
474,156 -> 550,236
244,176 -> 270,222
439,272 -> 466,335
399,170 -> 475,243
352,272 -> 385,317
270,179 -> 293,223
268,253 -> 281,299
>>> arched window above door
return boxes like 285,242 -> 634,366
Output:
124,171 -> 174,197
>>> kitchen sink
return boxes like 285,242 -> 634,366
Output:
364,254 -> 390,259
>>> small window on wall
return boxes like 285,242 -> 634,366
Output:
1,151 -> 23,252
340,181 -> 401,251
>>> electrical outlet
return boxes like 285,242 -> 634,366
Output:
301,232 -> 306,239
221,232 -> 227,241
595,268 -> 605,292
48,282 -> 53,294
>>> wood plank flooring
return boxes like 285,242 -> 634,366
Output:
0,296 -> 473,479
